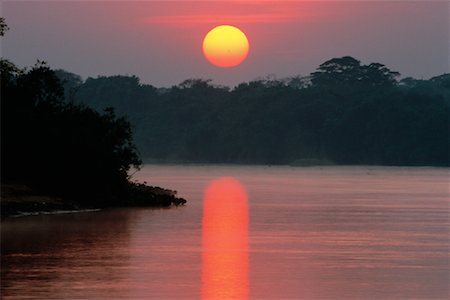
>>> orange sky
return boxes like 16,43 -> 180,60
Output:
2,1 -> 449,87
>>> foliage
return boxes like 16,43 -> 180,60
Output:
0,17 -> 9,36
1,61 -> 145,205
67,56 -> 449,167
310,56 -> 400,87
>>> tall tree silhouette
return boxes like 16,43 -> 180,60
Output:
1,61 -> 145,205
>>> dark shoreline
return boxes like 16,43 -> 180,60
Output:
1,183 -> 186,220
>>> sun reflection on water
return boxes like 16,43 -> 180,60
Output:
202,176 -> 249,300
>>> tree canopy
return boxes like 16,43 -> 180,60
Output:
1,61 -> 146,205
0,17 -> 9,36
63,56 -> 448,167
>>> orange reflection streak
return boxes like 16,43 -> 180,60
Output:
202,177 -> 249,300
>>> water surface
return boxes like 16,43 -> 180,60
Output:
2,165 -> 449,299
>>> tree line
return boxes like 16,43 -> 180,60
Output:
1,18 -> 185,209
58,56 -> 449,166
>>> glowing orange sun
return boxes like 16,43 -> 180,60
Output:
202,25 -> 249,68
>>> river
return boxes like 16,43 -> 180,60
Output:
1,165 -> 449,299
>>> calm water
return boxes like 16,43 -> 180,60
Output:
1,165 -> 449,299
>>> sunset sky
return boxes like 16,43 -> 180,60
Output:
2,1 -> 449,87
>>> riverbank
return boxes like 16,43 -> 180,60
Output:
1,183 -> 186,220
1,184 -> 80,219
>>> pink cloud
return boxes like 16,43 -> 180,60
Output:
141,12 -> 308,25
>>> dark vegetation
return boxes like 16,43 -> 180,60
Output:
60,58 -> 448,166
0,18 -> 186,218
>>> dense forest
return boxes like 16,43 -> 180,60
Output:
57,56 -> 449,166
1,19 -> 185,215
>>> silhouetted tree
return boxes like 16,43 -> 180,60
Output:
54,69 -> 83,101
0,17 -> 8,36
1,20 -> 186,211
1,61 -> 145,205
311,56 -> 399,88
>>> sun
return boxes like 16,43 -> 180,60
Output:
202,25 -> 249,68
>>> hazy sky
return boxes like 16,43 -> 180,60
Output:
2,1 -> 449,87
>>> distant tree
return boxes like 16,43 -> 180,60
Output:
54,69 -> 83,101
0,17 -> 8,36
311,56 -> 399,87
399,77 -> 424,88
75,75 -> 158,117
284,75 -> 311,89
430,73 -> 450,89
176,78 -> 214,89
361,63 -> 400,86
172,78 -> 229,99
311,56 -> 363,86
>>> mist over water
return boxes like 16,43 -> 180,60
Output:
2,165 -> 449,299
